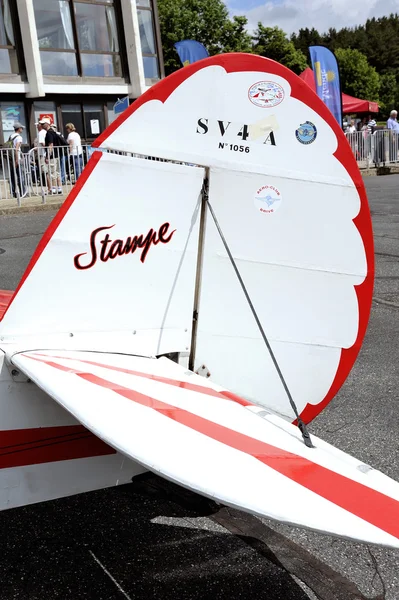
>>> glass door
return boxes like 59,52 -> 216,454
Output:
61,103 -> 84,138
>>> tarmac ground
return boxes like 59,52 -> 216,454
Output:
0,175 -> 398,599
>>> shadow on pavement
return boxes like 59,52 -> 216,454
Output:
0,476 -> 312,600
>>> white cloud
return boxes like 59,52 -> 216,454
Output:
229,0 -> 399,35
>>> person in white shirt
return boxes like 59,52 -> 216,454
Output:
346,119 -> 356,134
9,121 -> 27,198
35,120 -> 48,193
65,123 -> 83,180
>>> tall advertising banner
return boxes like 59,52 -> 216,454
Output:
309,46 -> 342,125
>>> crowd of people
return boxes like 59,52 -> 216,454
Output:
344,110 -> 399,163
345,115 -> 377,134
345,110 -> 399,135
7,119 -> 84,198
6,109 -> 399,198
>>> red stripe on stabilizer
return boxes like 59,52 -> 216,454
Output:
31,353 -> 252,407
0,289 -> 13,320
0,424 -> 115,470
28,355 -> 399,541
0,152 -> 103,323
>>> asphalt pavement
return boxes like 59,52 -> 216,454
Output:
0,176 -> 399,599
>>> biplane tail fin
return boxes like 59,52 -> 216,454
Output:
0,152 -> 205,358
0,52 -> 374,428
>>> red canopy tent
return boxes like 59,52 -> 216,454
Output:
299,68 -> 379,113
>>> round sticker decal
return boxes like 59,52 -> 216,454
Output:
295,121 -> 317,144
248,81 -> 285,108
254,184 -> 282,214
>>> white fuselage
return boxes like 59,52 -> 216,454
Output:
0,349 -> 144,511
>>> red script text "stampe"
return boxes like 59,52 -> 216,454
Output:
73,222 -> 176,270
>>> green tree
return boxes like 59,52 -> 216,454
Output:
335,47 -> 380,101
288,14 -> 399,114
253,24 -> 308,74
218,16 -> 253,53
379,72 -> 396,115
319,14 -> 399,75
291,28 -> 322,56
157,0 -> 252,75
360,15 -> 399,75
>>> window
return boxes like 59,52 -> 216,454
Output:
33,0 -> 124,78
61,104 -> 84,138
61,103 -> 105,140
34,0 -> 78,75
75,2 -> 122,76
137,1 -> 160,81
0,0 -> 19,74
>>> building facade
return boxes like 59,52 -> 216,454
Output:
0,0 -> 164,146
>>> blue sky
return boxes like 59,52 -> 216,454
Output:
228,0 -> 266,9
226,0 -> 399,35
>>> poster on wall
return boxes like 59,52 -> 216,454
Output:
1,105 -> 27,143
2,118 -> 16,131
90,119 -> 100,134
39,113 -> 55,125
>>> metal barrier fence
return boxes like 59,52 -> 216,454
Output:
0,144 -> 174,206
2,130 -> 399,205
0,144 -> 93,205
372,129 -> 399,166
345,129 -> 399,169
345,131 -> 373,168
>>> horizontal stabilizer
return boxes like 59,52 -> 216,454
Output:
11,349 -> 399,548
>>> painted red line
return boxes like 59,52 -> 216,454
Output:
0,289 -> 13,320
30,353 -> 252,407
26,355 -> 399,541
0,425 -> 115,470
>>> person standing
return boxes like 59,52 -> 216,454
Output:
364,114 -> 377,161
358,116 -> 367,132
387,110 -> 399,131
386,110 -> 399,162
345,119 -> 358,160
49,123 -> 68,185
9,122 -> 27,198
366,115 -> 377,134
41,118 -> 63,194
346,119 -> 356,133
35,120 -> 48,192
65,123 -> 83,181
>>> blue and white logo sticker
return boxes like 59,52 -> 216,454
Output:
254,184 -> 282,214
295,121 -> 317,144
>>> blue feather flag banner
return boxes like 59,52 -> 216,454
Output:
309,46 -> 342,125
174,40 -> 209,67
